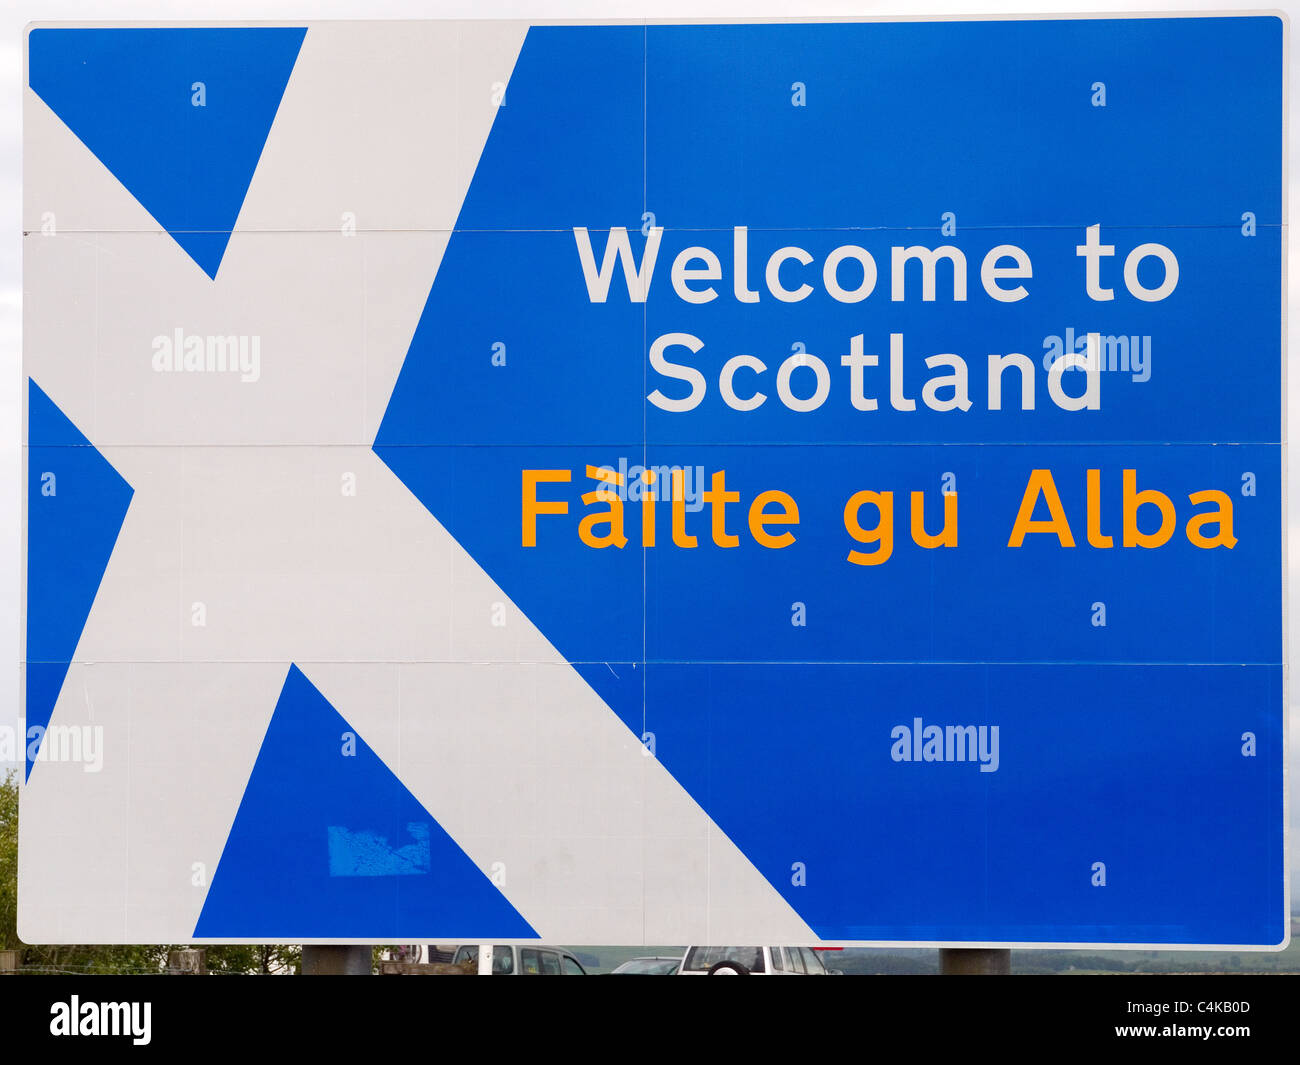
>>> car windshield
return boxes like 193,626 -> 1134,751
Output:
682,946 -> 764,973
451,945 -> 514,973
616,958 -> 680,974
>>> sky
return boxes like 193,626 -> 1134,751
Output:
2,0 -> 1297,894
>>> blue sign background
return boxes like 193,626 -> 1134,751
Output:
375,18 -> 1285,944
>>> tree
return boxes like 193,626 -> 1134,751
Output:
0,770 -> 17,952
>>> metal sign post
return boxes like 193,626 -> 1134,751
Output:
940,949 -> 1011,976
301,946 -> 372,976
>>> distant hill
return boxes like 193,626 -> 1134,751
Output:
566,932 -> 1300,975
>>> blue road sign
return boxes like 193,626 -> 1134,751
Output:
23,15 -> 1285,947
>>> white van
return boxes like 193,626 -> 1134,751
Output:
437,943 -> 588,975
676,945 -> 830,975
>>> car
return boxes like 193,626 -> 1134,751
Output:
676,945 -> 829,975
438,944 -> 588,975
609,956 -> 683,975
